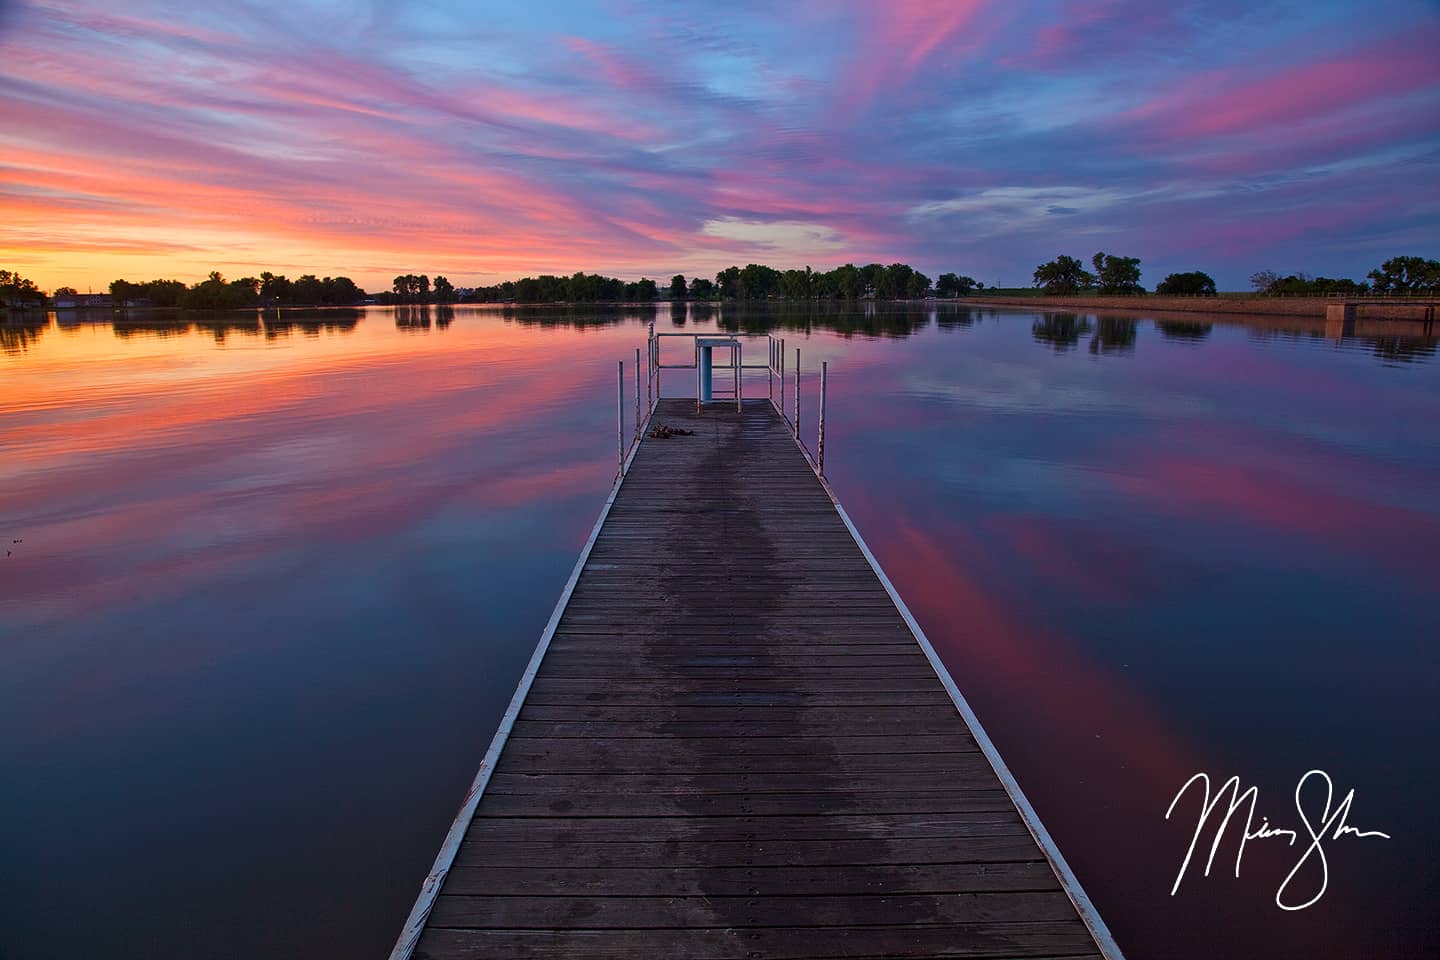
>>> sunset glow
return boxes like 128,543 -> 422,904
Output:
3,0 -> 1437,293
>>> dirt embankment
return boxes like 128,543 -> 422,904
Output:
970,295 -> 1436,322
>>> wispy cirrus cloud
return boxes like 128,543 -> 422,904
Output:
1,0 -> 1437,292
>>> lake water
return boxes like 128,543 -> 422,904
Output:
2,303 -> 1437,959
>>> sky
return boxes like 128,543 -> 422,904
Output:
1,0 -> 1438,293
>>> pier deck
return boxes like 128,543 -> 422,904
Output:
397,397 -> 1116,960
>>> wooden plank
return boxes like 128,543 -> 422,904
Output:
475,789 -> 1023,818
437,860 -> 1065,897
461,812 -> 1025,843
414,923 -> 1100,959
427,890 -> 1078,929
500,734 -> 979,754
512,703 -> 970,724
484,769 -> 999,796
450,835 -> 1049,868
400,398 -> 1112,960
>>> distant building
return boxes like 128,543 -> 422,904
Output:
53,293 -> 114,309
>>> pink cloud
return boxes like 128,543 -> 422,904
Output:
836,0 -> 998,110
1123,30 -> 1440,140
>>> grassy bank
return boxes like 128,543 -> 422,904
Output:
969,295 -> 1436,321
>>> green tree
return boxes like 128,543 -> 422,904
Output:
823,263 -> 864,299
180,271 -> 259,309
669,274 -> 687,298
323,276 -> 363,304
433,275 -> 455,302
877,263 -> 913,298
259,271 -> 293,302
293,274 -> 325,304
1261,273 -> 1369,296
1367,255 -> 1440,293
0,269 -> 45,307
738,263 -> 782,299
627,278 -> 658,301
1155,271 -> 1216,296
142,279 -> 185,307
688,277 -> 715,300
53,285 -> 78,297
1091,252 -> 1143,294
1033,255 -> 1095,295
715,266 -> 742,299
935,273 -> 978,297
1249,270 -> 1278,292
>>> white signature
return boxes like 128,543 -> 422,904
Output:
1165,769 -> 1390,910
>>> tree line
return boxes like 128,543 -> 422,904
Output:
464,272 -> 659,304
105,272 -> 366,309
1248,256 -> 1440,296
6,252 -> 1437,313
1031,252 -> 1440,297
463,263 -> 985,303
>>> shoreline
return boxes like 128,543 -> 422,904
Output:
969,294 -> 1436,322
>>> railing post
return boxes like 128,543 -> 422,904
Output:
794,347 -> 800,439
653,334 -> 661,401
646,323 -> 653,411
818,360 -> 827,477
616,360 -> 624,477
768,337 -> 774,404
634,348 -> 642,440
694,338 -> 702,413
735,342 -> 742,413
779,338 -> 785,424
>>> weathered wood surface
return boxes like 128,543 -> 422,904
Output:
412,399 -> 1102,960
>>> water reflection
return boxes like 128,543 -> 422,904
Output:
1157,320 -> 1214,342
395,304 -> 432,330
97,308 -> 365,342
503,304 -> 630,328
1032,312 -> 1093,351
2,302 -> 1436,960
936,306 -> 979,329
263,309 -> 362,340
6,303 -> 1438,367
1369,336 -> 1436,365
1,316 -> 46,355
1089,316 -> 1137,355
194,313 -> 262,342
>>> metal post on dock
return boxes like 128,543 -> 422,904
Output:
646,323 -> 653,412
768,337 -> 774,403
634,348 -> 642,441
616,360 -> 624,477
694,339 -> 702,413
794,347 -> 801,439
779,338 -> 786,425
818,360 -> 827,477
735,342 -> 742,413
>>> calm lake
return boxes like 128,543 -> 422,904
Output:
2,303 -> 1437,959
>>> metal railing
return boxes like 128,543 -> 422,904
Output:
614,325 -> 831,479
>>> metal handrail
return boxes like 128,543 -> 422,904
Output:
624,328 -> 830,479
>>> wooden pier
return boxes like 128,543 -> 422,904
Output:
391,385 -> 1121,959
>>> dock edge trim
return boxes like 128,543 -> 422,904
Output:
794,438 -> 1127,960
386,402 -> 655,960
